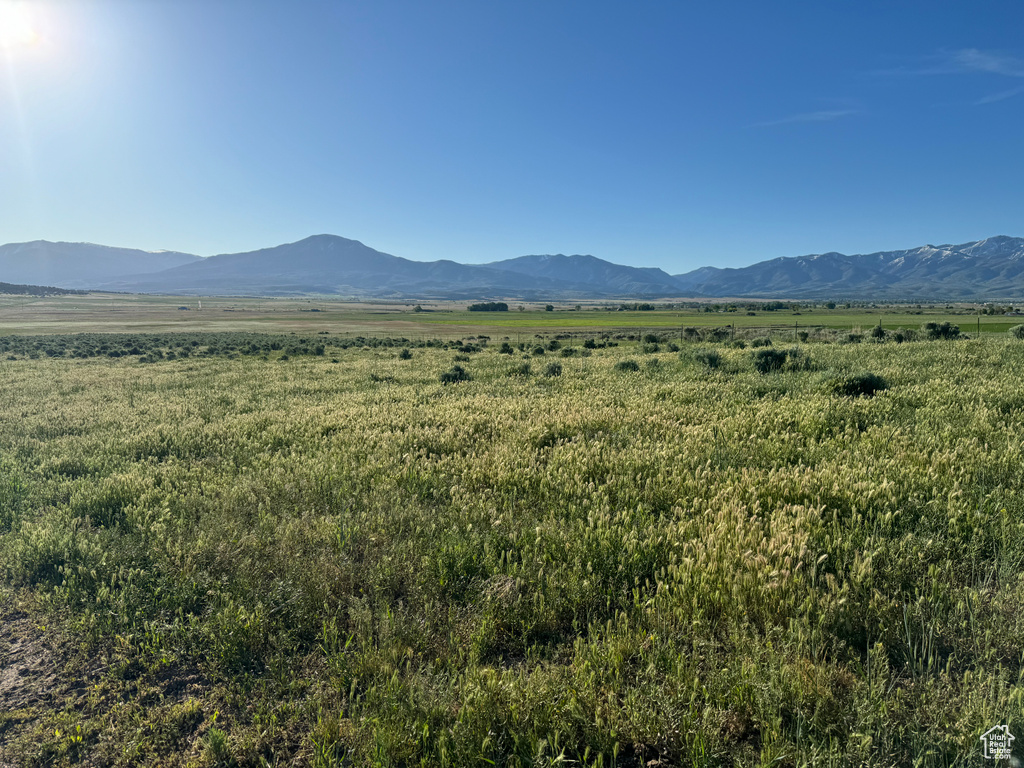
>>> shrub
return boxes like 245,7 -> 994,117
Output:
583,338 -> 597,349
829,371 -> 889,398
531,346 -> 545,356
453,353 -> 470,362
797,331 -> 810,343
1009,324 -> 1024,340
693,349 -> 721,369
614,359 -> 640,372
543,362 -> 562,377
752,348 -> 787,374
546,340 -> 561,351
783,347 -> 814,371
398,348 -> 413,360
641,343 -> 660,353
560,347 -> 577,357
508,363 -> 531,376
750,337 -> 772,348
498,342 -> 514,355
643,333 -> 660,344
923,321 -> 960,340
440,365 -> 471,384
870,325 -> 886,340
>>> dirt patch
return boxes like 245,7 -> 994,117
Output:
0,607 -> 59,712
0,599 -> 63,766
0,595 -> 219,767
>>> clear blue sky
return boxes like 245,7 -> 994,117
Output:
1,1 -> 1022,272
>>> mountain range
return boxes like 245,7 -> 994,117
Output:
2,235 -> 1023,300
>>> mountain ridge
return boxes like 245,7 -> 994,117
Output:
2,234 -> 1024,299
672,235 -> 1024,299
0,240 -> 201,289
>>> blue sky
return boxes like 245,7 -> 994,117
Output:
1,1 -> 1022,272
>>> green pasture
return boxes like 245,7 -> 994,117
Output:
0,292 -> 1019,337
1,328 -> 1022,766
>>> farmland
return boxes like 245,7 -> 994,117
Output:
1,318 -> 1023,766
0,293 -> 1020,337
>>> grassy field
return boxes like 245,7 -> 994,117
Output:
0,293 -> 1019,337
1,324 -> 1023,766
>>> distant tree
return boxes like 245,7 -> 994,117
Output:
468,302 -> 509,312
0,281 -> 86,296
545,305 -> 554,312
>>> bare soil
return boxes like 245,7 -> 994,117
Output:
0,599 -> 62,766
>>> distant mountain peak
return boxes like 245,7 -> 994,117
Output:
3,233 -> 1023,299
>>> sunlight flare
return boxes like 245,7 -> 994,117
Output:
0,1 -> 39,49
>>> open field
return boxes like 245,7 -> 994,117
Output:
0,293 -> 1020,337
1,328 -> 1024,766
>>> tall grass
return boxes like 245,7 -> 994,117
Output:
0,335 -> 1022,765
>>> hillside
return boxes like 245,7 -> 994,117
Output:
0,241 -> 201,289
484,253 -> 683,295
99,235 -> 686,298
673,236 -> 1024,299
3,234 -> 1024,299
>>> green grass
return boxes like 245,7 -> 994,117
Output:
1,330 -> 1023,766
0,292 -> 1016,337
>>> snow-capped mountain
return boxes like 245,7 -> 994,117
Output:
672,236 -> 1024,299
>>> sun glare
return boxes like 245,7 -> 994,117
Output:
0,1 -> 39,49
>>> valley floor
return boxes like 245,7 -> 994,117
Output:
1,330 -> 1022,766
